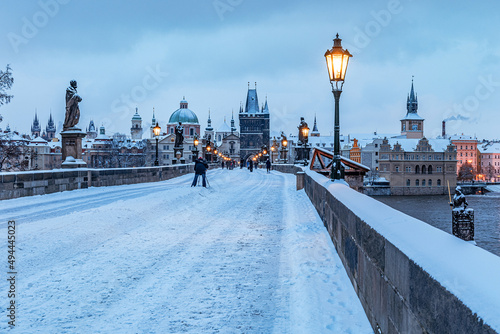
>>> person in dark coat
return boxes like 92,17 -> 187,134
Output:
191,157 -> 209,187
221,161 -> 224,169
266,159 -> 271,173
249,159 -> 254,172
240,159 -> 244,169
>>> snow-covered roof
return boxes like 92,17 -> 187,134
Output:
30,136 -> 49,146
449,134 -> 477,141
400,113 -> 424,121
479,142 -> 500,154
386,138 -> 451,152
216,121 -> 231,133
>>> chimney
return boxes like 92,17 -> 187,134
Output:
442,120 -> 446,138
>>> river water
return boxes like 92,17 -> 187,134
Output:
373,192 -> 500,257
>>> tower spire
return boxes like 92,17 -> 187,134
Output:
407,77 -> 418,114
206,109 -> 213,131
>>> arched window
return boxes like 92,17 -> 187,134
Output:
428,179 -> 432,186
406,179 -> 410,186
437,179 -> 441,186
190,128 -> 194,136
415,165 -> 420,174
428,165 -> 433,174
218,135 -> 221,141
170,128 -> 174,134
416,179 -> 419,186
422,179 -> 426,186
422,165 -> 427,174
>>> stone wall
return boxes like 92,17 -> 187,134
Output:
0,164 -> 192,200
303,170 -> 498,334
271,164 -> 303,175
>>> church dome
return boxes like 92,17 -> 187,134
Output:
168,99 -> 199,124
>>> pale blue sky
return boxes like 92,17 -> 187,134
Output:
1,0 -> 499,140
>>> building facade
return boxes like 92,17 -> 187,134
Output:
378,137 -> 457,195
478,142 -> 500,182
450,134 -> 479,177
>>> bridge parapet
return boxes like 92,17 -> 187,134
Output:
301,169 -> 500,334
0,164 -> 192,200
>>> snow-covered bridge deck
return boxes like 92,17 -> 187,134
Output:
1,168 -> 372,333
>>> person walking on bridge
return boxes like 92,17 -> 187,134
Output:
249,159 -> 254,172
266,159 -> 271,173
191,157 -> 209,187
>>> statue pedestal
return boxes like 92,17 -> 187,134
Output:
61,128 -> 87,168
174,147 -> 184,164
452,208 -> 474,241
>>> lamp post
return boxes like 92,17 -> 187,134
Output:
301,122 -> 310,165
153,122 -> 161,166
206,142 -> 212,162
325,33 -> 352,180
192,134 -> 199,162
281,134 -> 288,164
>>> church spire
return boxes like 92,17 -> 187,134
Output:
311,114 -> 320,136
406,77 -> 418,114
231,110 -> 236,132
206,109 -> 213,131
31,109 -> 41,137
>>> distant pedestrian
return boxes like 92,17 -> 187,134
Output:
221,161 -> 224,169
191,157 -> 209,187
266,159 -> 271,173
240,159 -> 244,169
249,159 -> 254,172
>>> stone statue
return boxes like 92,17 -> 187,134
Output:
63,80 -> 82,130
450,186 -> 468,211
174,122 -> 184,148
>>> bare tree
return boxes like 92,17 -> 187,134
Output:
0,134 -> 28,171
458,162 -> 475,182
0,64 -> 14,107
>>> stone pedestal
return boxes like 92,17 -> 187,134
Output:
452,208 -> 474,241
174,147 -> 184,164
61,128 -> 87,168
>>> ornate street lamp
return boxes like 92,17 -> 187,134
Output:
281,134 -> 288,164
153,122 -> 161,166
192,134 -> 199,162
325,33 -> 352,180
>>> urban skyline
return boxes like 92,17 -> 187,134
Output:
1,1 -> 500,140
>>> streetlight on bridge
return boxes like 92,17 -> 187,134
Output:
325,33 -> 352,180
281,134 -> 288,164
192,134 -> 199,162
153,122 -> 161,166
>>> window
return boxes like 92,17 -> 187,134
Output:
428,165 -> 433,174
163,145 -> 167,150
428,179 -> 432,186
218,135 -> 221,141
422,179 -> 426,186
170,128 -> 174,134
190,128 -> 194,136
436,166 -> 442,172
437,179 -> 441,186
422,165 -> 426,174
415,165 -> 420,174
395,166 -> 399,172
416,179 -> 419,186
406,179 -> 410,186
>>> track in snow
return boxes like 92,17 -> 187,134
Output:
0,168 -> 372,333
